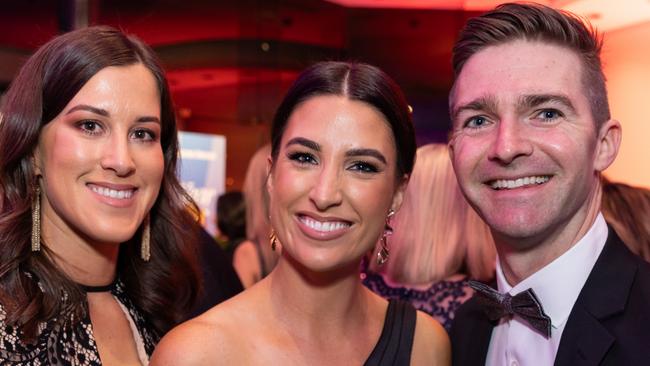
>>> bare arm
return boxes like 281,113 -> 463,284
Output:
232,240 -> 262,288
411,311 -> 451,366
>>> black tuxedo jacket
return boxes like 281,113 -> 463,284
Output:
450,228 -> 650,366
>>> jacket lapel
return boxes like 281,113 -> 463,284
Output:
554,228 -> 636,366
451,297 -> 495,365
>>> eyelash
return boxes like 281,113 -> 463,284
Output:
75,120 -> 157,142
288,152 -> 317,165
349,161 -> 379,173
463,115 -> 491,129
131,128 -> 157,142
535,109 -> 564,122
287,152 -> 380,174
77,120 -> 103,136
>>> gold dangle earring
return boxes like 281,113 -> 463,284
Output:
376,209 -> 395,266
141,215 -> 151,261
269,229 -> 278,251
31,182 -> 41,252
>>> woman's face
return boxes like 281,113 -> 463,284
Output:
268,95 -> 406,273
35,63 -> 164,246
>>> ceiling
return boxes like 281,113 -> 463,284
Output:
1,0 -> 649,188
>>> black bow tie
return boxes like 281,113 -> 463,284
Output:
469,280 -> 552,338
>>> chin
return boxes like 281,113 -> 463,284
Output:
82,224 -> 139,245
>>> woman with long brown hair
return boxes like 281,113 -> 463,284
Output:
0,26 -> 200,365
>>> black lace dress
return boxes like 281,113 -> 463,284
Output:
362,271 -> 472,332
0,281 -> 158,365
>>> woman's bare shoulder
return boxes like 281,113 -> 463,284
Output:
411,310 -> 451,366
151,291 -> 263,365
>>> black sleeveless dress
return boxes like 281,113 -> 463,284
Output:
365,300 -> 416,366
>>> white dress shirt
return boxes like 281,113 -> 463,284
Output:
485,214 -> 608,366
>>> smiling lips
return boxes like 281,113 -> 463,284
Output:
297,214 -> 351,240
88,183 -> 136,200
489,175 -> 550,190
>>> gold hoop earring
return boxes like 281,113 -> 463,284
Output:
31,183 -> 41,252
269,229 -> 278,251
141,215 -> 151,261
376,209 -> 395,266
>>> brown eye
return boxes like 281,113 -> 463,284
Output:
76,120 -> 103,136
131,129 -> 156,141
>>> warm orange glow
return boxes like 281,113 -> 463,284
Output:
324,0 -> 650,33
602,22 -> 650,188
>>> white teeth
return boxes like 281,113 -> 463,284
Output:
301,217 -> 350,232
90,185 -> 134,199
490,176 -> 550,190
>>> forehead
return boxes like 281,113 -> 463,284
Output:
283,95 -> 396,152
451,40 -> 588,114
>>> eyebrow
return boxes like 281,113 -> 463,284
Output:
286,137 -> 320,151
451,93 -> 577,122
66,104 -> 161,124
285,137 -> 388,164
518,94 -> 576,114
345,148 -> 387,165
451,96 -> 499,121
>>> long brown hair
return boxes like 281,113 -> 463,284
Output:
0,26 -> 200,341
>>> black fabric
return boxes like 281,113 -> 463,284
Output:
365,300 -> 416,366
188,227 -> 244,319
450,227 -> 650,366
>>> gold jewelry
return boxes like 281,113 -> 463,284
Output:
31,183 -> 41,252
269,229 -> 278,251
376,209 -> 395,266
141,214 -> 151,261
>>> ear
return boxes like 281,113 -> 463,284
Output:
448,139 -> 455,165
390,174 -> 409,213
32,146 -> 42,176
265,155 -> 274,194
593,119 -> 622,172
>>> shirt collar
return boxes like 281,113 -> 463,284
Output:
495,213 -> 608,328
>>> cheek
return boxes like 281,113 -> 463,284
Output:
347,179 -> 394,222
139,147 -> 165,187
450,137 -> 479,175
42,128 -> 96,178
271,164 -> 311,204
538,129 -> 595,169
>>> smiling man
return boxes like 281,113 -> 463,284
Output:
448,3 -> 650,366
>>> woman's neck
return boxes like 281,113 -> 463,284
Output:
268,254 -> 373,331
41,220 -> 119,286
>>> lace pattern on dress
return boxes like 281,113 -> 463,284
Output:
0,280 -> 159,365
363,272 -> 473,332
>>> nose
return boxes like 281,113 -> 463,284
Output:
308,163 -> 343,211
100,135 -> 136,177
487,118 -> 533,165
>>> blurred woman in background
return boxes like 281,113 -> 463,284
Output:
235,144 -> 280,288
601,178 -> 650,262
0,26 -> 200,365
364,143 -> 496,332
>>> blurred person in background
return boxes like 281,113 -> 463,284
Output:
364,143 -> 495,332
601,178 -> 650,262
0,26 -> 200,365
237,144 -> 280,288
214,191 -> 248,259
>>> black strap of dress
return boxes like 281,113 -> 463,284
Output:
365,299 -> 417,366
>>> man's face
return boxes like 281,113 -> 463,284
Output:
449,40 -> 614,248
